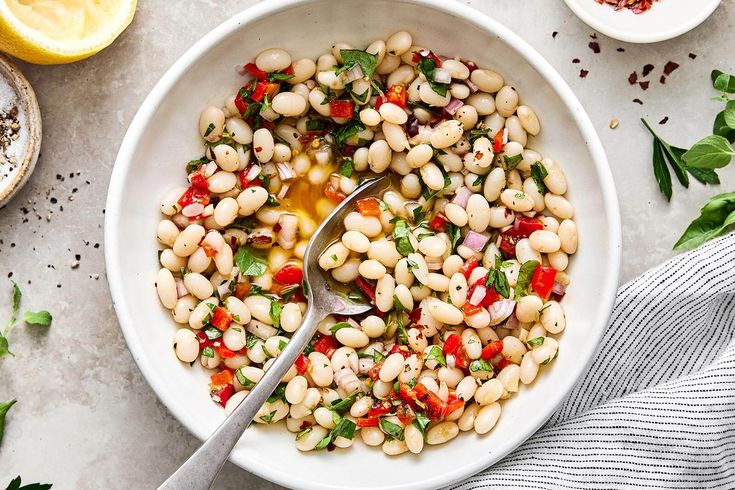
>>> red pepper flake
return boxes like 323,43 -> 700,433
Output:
642,64 -> 654,77
572,58 -> 580,64
617,47 -> 625,52
688,53 -> 697,60
633,98 -> 644,105
588,42 -> 600,54
552,31 -> 558,38
663,61 -> 679,76
628,72 -> 638,85
659,116 -> 669,125
660,75 -> 666,84
590,33 -> 597,39
639,81 -> 650,90
579,69 -> 589,78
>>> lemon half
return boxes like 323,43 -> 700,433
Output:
0,0 -> 137,64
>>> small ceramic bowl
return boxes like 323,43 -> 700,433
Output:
563,0 -> 722,43
0,54 -> 42,208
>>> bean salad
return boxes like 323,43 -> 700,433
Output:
155,31 -> 578,455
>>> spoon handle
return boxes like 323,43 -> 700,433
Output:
158,305 -> 322,490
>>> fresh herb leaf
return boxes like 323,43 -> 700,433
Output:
373,349 -> 386,363
530,162 -> 549,194
22,311 -> 52,327
686,166 -> 720,185
469,128 -> 490,143
269,301 -> 282,329
653,138 -> 673,201
445,223 -> 462,253
203,123 -> 216,137
315,417 -> 357,449
425,345 -> 447,367
11,282 -> 20,312
503,154 -> 523,170
245,334 -> 259,350
338,49 -> 379,78
492,256 -> 510,298
235,368 -> 256,389
202,346 -> 215,358
267,383 -> 287,403
712,69 -> 735,94
346,289 -> 366,303
412,206 -> 426,224
395,315 -> 408,345
472,174 -> 487,187
527,337 -> 545,347
268,72 -> 295,82
0,398 -> 16,445
392,219 -> 414,256
329,392 -> 358,413
469,359 -> 493,372
682,135 -> 735,169
713,109 -> 735,143
412,413 -> 431,433
234,247 -> 268,277
0,336 -> 11,357
416,56 -> 448,97
378,418 -> 405,441
296,427 -> 312,441
204,326 -> 223,340
393,295 -> 407,313
329,321 -> 351,334
306,119 -> 325,132
674,192 -> 735,251
260,409 -> 278,424
334,120 -> 365,147
515,260 -> 539,298
339,158 -> 354,178
5,476 -> 52,490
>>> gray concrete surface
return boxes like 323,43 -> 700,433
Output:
0,0 -> 733,488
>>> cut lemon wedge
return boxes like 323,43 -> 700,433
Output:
0,0 -> 137,64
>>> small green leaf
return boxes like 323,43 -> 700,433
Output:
203,123 -> 216,137
202,346 -> 215,358
339,158 -> 354,178
22,311 -> 52,327
503,154 -> 523,170
0,399 -> 17,446
515,260 -> 539,298
653,139 -> 672,201
234,247 -> 268,277
329,392 -> 358,413
338,49 -> 379,78
392,294 -> 407,313
530,162 -> 549,194
0,335 -> 11,357
329,321 -> 351,334
268,72 -> 295,82
682,135 -> 735,169
424,345 -> 446,367
379,418 -> 405,441
392,219 -> 414,257
469,359 -> 493,373
527,337 -> 545,347
674,192 -> 735,251
712,69 -> 735,94
373,349 -> 386,363
260,409 -> 277,424
269,301 -> 282,329
11,282 -> 21,312
412,413 -> 431,433
416,56 -> 448,97
5,476 -> 53,490
685,166 -> 720,185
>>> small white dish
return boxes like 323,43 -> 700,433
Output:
0,54 -> 41,208
564,0 -> 722,43
105,0 -> 622,488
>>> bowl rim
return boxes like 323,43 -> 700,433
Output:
105,0 -> 622,488
562,0 -> 722,44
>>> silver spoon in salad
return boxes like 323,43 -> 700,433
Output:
159,175 -> 389,490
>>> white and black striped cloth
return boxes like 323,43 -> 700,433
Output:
455,235 -> 735,489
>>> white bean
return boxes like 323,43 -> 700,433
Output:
255,48 -> 291,72
558,219 -> 578,254
253,128 -> 275,163
529,230 -> 561,253
173,328 -> 199,362
474,402 -> 501,434
173,224 -> 205,257
156,268 -> 177,309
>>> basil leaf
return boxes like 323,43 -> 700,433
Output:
445,223 -> 462,253
204,326 -> 222,340
267,383 -> 287,403
269,301 -> 282,329
503,154 -> 523,170
296,427 -> 312,441
234,247 -> 268,277
260,409 -> 278,424
416,57 -> 448,97
682,135 -> 735,169
334,120 -> 365,147
412,413 -> 431,433
339,158 -> 354,178
329,392 -> 358,413
685,166 -> 720,185
395,315 -> 408,345
373,349 -> 386,363
22,310 -> 52,327
329,321 -> 351,334
315,417 -> 357,449
662,144 -> 690,188
469,128 -> 490,143
202,346 -> 214,358
268,72 -> 295,82
306,119 -> 325,132
425,345 -> 446,367
493,257 -> 510,298
652,138 -> 673,201
235,368 -> 256,389
379,418 -> 405,441
203,123 -> 215,137
0,398 -> 16,445
0,336 -> 11,357
5,476 -> 52,490
469,359 -> 493,373
673,192 -> 735,251
392,219 -> 414,256
338,49 -> 379,78
393,294 -> 407,313
412,206 -> 426,224
530,162 -> 549,194
515,260 -> 539,298
527,336 -> 545,347
246,334 -> 259,350
346,289 -> 366,303
712,69 -> 735,93
723,100 -> 735,129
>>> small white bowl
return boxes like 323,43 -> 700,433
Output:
105,0 -> 622,488
0,54 -> 41,208
564,0 -> 722,43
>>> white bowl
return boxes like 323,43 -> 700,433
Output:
563,0 -> 721,43
105,1 -> 621,488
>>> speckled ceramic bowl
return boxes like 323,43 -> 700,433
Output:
106,1 -> 622,488
0,54 -> 41,208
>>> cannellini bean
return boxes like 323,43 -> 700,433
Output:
214,197 -> 239,227
520,352 -> 540,384
319,242 -> 350,270
483,167 -> 506,202
404,423 -> 424,454
444,203 -> 468,227
406,144 -> 433,168
285,376 -> 308,405
515,238 -> 542,264
540,301 -> 566,334
448,273 -> 468,307
375,274 -> 396,312
419,82 -> 451,107
383,438 -> 409,456
497,364 -> 520,393
308,352 -> 334,387
529,230 -> 561,253
502,336 -> 527,364
272,92 -> 307,117
558,219 -> 578,254
199,106 -> 225,142
156,220 -> 179,247
360,107 -> 381,127
427,420 -> 460,445
474,402 -> 501,434
466,193 -> 491,232
466,92 -> 495,115
474,379 -> 504,405
386,31 -> 412,55
184,272 -> 214,300
430,120 -> 464,148
531,336 -> 559,364
548,250 -> 569,271
341,230 -> 370,253
368,139 -> 392,173
368,239 -> 402,268
379,352 -> 405,382
470,69 -> 504,93
418,235 -> 447,257
516,295 -> 543,323
287,58 -> 316,84
500,189 -> 534,212
544,194 -> 574,219
223,324 -> 247,351
458,403 -> 480,431
296,426 -> 329,451
382,122 -> 410,152
359,259 -> 387,280
173,224 -> 205,257
495,86 -> 519,117
335,327 -> 370,349
188,297 -> 218,329
156,268 -> 177,309
517,105 -> 540,135
253,128 -> 275,163
394,284 -> 414,312
361,316 -> 386,338
172,295 -> 197,324
244,295 -> 273,325
255,48 -> 291,72
427,298 -> 463,325
173,328 -> 199,362
237,186 -> 269,216
361,426 -> 385,446
379,102 -> 408,125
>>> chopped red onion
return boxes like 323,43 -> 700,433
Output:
461,59 -> 479,73
202,161 -> 218,178
469,284 -> 487,306
488,299 -> 516,326
446,353 -> 456,369
444,98 -> 464,116
342,64 -> 364,84
276,162 -> 295,181
505,313 -> 519,330
465,78 -> 479,93
175,278 -> 187,298
462,231 -> 490,252
277,183 -> 291,200
552,282 -> 567,296
182,203 -> 205,218
406,115 -> 420,137
433,68 -> 452,84
451,186 -> 472,208
217,278 -> 233,298
244,164 -> 261,182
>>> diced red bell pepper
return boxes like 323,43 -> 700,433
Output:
481,340 -> 504,360
210,369 -> 234,387
368,360 -> 384,381
324,182 -> 346,203
495,358 -> 513,371
493,129 -> 504,153
414,383 -> 446,420
355,197 -> 382,217
313,335 -> 338,359
367,401 -> 393,418
177,186 -> 210,208
233,283 -> 251,300
531,265 -> 558,300
411,50 -> 442,67
355,276 -> 376,302
273,264 -> 303,286
396,405 -> 414,425
215,344 -> 237,358
458,256 -> 479,279
515,217 -> 544,237
196,331 -> 214,349
467,278 -> 501,308
442,334 -> 462,357
189,172 -> 209,190
462,302 -> 483,317
244,62 -> 267,81
357,417 -> 379,427
202,242 -> 218,258
329,99 -> 354,119
398,383 -> 418,408
408,306 -> 422,324
385,84 -> 408,108
429,214 -> 447,232
295,353 -> 310,375
389,344 -> 411,359
374,95 -> 384,110
210,306 -> 234,331
214,384 -> 235,407
443,397 -> 465,418
251,81 -> 279,102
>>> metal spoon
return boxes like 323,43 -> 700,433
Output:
159,175 -> 389,490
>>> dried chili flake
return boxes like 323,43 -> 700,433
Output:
588,42 -> 600,54
639,81 -> 650,90
596,0 -> 656,14
572,58 -> 580,64
580,69 -> 589,78
628,72 -> 638,85
660,75 -> 666,84
617,47 -> 626,53
659,116 -> 669,125
590,33 -> 597,39
642,64 -> 654,77
552,31 -> 559,38
688,53 -> 697,60
663,61 -> 679,76
633,98 -> 643,105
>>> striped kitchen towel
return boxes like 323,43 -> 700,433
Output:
456,234 -> 735,489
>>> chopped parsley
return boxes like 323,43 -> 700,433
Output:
425,345 -> 447,366
416,56 -> 448,97
515,260 -> 540,298
336,49 -> 379,78
392,218 -> 414,256
531,162 -> 549,193
504,154 -> 523,170
339,158 -> 355,178
379,418 -> 405,441
234,247 -> 268,277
